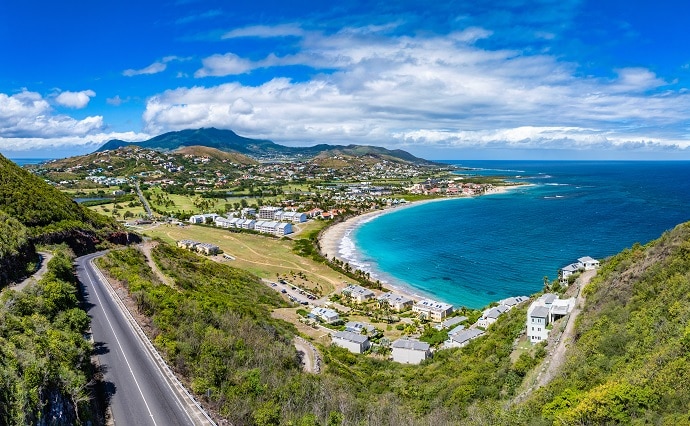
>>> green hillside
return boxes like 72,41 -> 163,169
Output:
504,222 -> 690,425
0,154 -> 123,285
96,221 -> 690,424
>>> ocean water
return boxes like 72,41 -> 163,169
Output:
346,161 -> 690,309
8,158 -> 53,166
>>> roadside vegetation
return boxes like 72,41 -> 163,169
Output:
0,246 -> 100,425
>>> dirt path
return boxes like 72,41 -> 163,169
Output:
536,269 -> 597,388
139,241 -> 178,290
9,251 -> 53,292
293,336 -> 322,374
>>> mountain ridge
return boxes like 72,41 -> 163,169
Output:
97,127 -> 436,165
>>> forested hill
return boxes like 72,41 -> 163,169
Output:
0,154 -> 124,285
97,127 -> 436,165
510,221 -> 690,424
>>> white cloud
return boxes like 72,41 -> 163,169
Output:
106,95 -> 127,106
0,90 -> 104,138
123,56 -> 184,77
0,131 -> 151,154
54,90 -> 96,109
195,53 -> 253,77
146,25 -> 690,154
221,24 -> 304,39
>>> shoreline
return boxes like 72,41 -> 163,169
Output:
319,184 -> 528,304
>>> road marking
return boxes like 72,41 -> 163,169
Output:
84,259 -> 158,426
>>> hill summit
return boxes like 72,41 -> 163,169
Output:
97,127 -> 435,165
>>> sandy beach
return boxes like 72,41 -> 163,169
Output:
318,184 -> 527,301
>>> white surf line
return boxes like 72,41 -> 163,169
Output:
85,261 -> 158,426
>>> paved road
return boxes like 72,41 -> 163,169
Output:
76,252 -> 213,426
134,180 -> 154,218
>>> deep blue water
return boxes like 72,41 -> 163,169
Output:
347,161 -> 690,309
8,158 -> 54,166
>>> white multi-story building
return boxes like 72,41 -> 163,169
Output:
377,292 -> 414,312
258,206 -> 283,220
342,284 -> 375,303
527,293 -> 575,344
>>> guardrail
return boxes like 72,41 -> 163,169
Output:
90,257 -> 217,426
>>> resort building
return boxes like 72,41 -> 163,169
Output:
377,292 -> 414,312
448,329 -> 485,348
391,338 -> 431,364
177,240 -> 198,250
310,307 -> 340,324
259,206 -> 283,220
413,299 -> 454,322
435,316 -> 468,331
477,305 -> 510,328
176,240 -> 220,255
559,263 -> 581,283
188,213 -> 219,224
526,293 -> 575,344
276,211 -> 307,223
342,284 -> 375,303
332,331 -> 371,354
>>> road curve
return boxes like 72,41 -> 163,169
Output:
76,252 -> 214,426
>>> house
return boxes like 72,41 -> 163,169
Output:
477,305 -> 510,328
310,307 -> 340,324
448,329 -> 485,348
549,298 -> 575,322
195,243 -> 220,255
344,321 -> 375,335
214,217 -> 234,228
391,338 -> 431,364
342,284 -> 375,303
177,240 -> 198,250
435,316 -> 468,331
559,263 -> 581,283
188,213 -> 219,224
498,296 -> 529,309
112,190 -> 125,196
275,222 -> 293,236
377,292 -> 414,312
412,299 -> 454,322
527,306 -> 550,343
577,256 -> 600,270
446,324 -> 466,337
332,331 -> 371,354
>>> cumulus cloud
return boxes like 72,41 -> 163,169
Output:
0,90 -> 104,138
106,95 -> 127,106
54,90 -> 96,108
146,24 -> 690,153
195,53 -> 253,77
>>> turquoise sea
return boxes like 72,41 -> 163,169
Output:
347,161 -> 690,309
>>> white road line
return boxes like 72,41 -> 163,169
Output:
88,256 -> 206,426
85,263 -> 158,426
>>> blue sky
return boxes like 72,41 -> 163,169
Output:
1,0 -> 690,160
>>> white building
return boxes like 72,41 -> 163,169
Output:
276,211 -> 307,223
498,296 -> 529,309
527,306 -> 550,343
332,331 -> 371,354
377,292 -> 414,312
391,339 -> 431,364
310,307 -> 340,324
413,299 -> 454,322
559,263 -> 581,283
477,305 -> 510,328
526,293 -> 575,344
344,321 -> 375,334
342,284 -> 375,303
447,328 -> 485,348
188,213 -> 219,224
259,206 -> 283,220
578,256 -> 600,270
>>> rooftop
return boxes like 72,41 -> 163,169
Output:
391,338 -> 430,351
333,331 -> 369,344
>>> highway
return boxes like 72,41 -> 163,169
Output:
76,252 -> 214,426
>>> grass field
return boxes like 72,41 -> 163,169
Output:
142,223 -> 349,295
